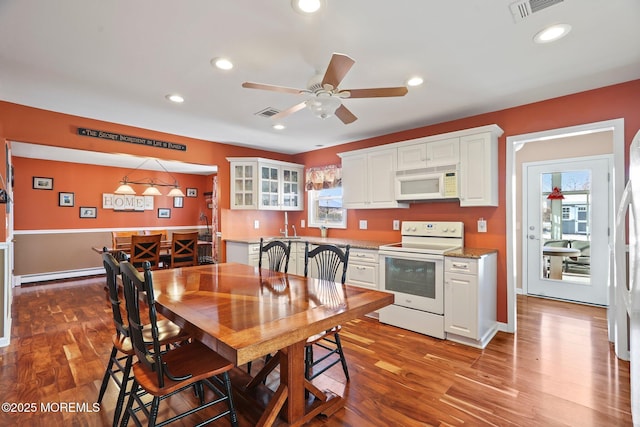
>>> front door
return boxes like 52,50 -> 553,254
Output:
524,156 -> 611,305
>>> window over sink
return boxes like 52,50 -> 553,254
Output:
308,187 -> 346,229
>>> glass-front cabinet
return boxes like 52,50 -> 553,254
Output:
227,157 -> 303,211
230,162 -> 257,209
281,167 -> 301,209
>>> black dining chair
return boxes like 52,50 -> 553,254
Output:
97,251 -> 189,427
246,238 -> 292,375
258,237 -> 292,273
119,260 -> 238,427
304,243 -> 351,381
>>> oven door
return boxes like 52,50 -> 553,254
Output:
379,250 -> 444,314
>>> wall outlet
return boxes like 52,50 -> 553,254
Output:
300,219 -> 305,228
393,219 -> 400,230
359,220 -> 368,230
254,220 -> 260,229
478,218 -> 487,233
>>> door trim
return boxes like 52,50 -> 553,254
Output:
505,119 -> 625,339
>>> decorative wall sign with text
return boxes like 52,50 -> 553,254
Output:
78,128 -> 187,151
102,193 -> 154,211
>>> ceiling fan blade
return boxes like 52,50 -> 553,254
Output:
242,82 -> 305,95
271,101 -> 307,120
321,53 -> 355,89
342,87 -> 408,98
335,104 -> 357,124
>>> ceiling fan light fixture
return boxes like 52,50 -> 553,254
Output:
292,0 -> 322,14
306,95 -> 341,119
534,23 -> 571,43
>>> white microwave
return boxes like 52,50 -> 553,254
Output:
395,169 -> 458,201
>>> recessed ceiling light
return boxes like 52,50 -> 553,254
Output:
533,23 -> 571,44
272,123 -> 286,130
211,57 -> 234,70
407,76 -> 424,87
166,94 -> 184,103
292,0 -> 323,14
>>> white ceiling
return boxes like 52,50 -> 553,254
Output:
1,1 -> 639,155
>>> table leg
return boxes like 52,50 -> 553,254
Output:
549,256 -> 563,280
252,339 -> 344,426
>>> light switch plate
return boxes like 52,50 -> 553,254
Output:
478,219 -> 487,233
393,219 -> 400,230
300,219 -> 305,228
254,220 -> 260,229
359,220 -> 368,230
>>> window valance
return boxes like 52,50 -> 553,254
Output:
305,165 -> 342,190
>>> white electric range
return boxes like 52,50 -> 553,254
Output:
378,221 -> 464,338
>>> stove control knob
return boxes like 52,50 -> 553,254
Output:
449,227 -> 456,233
442,227 -> 448,232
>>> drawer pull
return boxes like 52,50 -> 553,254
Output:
452,263 -> 468,269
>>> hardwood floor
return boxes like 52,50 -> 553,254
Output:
0,277 -> 632,426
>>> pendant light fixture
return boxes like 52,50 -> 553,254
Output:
114,158 -> 186,197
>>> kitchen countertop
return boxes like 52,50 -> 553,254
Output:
444,247 -> 498,258
224,236 -> 394,251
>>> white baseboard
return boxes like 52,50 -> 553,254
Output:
15,267 -> 105,286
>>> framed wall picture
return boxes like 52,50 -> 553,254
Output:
158,208 -> 171,218
79,206 -> 97,218
58,192 -> 74,207
173,196 -> 184,208
186,188 -> 197,197
33,176 -> 53,190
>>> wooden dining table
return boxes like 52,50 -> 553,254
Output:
148,262 -> 394,426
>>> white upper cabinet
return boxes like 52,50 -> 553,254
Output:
227,158 -> 304,210
459,132 -> 499,207
230,161 -> 258,209
340,147 -> 408,209
397,137 -> 460,171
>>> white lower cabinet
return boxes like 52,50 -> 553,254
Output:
346,248 -> 379,290
226,241 -> 260,267
444,253 -> 497,348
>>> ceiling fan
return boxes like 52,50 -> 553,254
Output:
242,53 -> 408,124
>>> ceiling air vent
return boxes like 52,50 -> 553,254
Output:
255,107 -> 280,118
510,0 -> 564,22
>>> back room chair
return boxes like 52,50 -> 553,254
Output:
166,231 -> 199,268
304,243 -> 351,381
130,233 -> 162,270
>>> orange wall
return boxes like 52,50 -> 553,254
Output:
290,79 -> 640,323
12,157 -> 211,230
1,79 -> 639,323
0,101 -> 296,259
